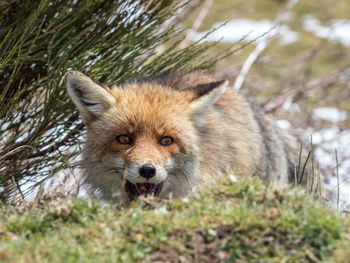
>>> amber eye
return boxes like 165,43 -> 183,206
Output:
116,135 -> 132,145
159,136 -> 174,146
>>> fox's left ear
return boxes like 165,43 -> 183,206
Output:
188,80 -> 228,126
65,71 -> 116,124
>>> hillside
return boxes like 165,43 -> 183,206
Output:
1,177 -> 349,263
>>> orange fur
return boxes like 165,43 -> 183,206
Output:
66,71 -> 304,205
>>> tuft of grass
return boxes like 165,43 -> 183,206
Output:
0,176 -> 349,262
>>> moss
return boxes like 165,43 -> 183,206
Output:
0,177 -> 349,262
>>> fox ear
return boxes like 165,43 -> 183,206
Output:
65,71 -> 115,123
188,80 -> 228,126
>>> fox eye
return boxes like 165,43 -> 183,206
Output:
116,135 -> 132,145
159,136 -> 174,146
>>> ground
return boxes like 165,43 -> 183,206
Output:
1,176 -> 349,262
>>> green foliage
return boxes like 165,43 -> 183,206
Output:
0,177 -> 349,262
0,0 -> 218,200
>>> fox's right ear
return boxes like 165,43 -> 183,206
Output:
188,79 -> 228,127
65,71 -> 115,123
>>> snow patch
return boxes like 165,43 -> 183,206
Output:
308,126 -> 350,209
312,107 -> 348,123
229,173 -> 238,183
282,98 -> 300,113
194,19 -> 299,46
328,176 -> 350,211
303,14 -> 350,47
276,119 -> 292,130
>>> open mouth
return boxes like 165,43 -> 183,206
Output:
125,180 -> 163,200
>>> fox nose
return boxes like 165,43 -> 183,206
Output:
139,164 -> 156,179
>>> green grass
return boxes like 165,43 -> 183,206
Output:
0,177 -> 349,262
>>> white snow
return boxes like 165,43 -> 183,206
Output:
303,14 -> 350,47
282,97 -> 300,113
307,125 -> 350,210
229,173 -> 238,183
276,119 -> 292,130
312,107 -> 348,123
193,15 -> 350,49
193,19 -> 299,46
328,176 -> 350,210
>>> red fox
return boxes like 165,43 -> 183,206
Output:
66,71 -> 302,205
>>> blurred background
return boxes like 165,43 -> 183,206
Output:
1,0 -> 349,210
181,0 -> 350,210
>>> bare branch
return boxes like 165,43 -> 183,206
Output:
233,0 -> 299,91
214,56 -> 275,81
174,0 -> 203,25
263,66 -> 350,113
179,0 -> 213,49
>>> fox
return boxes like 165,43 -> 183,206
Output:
65,70 -> 303,205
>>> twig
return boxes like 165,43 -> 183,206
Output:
0,118 -> 49,157
157,0 -> 200,35
296,144 -> 303,185
263,66 -> 350,113
179,0 -> 213,49
233,0 -> 299,90
133,0 -> 203,64
299,150 -> 311,185
174,0 -> 203,25
335,149 -> 340,213
214,64 -> 242,81
3,123 -> 83,160
0,145 -> 34,161
214,56 -> 276,81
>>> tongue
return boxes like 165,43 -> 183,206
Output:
136,183 -> 154,195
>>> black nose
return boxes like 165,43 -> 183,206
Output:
139,164 -> 156,179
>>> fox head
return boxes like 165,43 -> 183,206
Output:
65,71 -> 228,203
